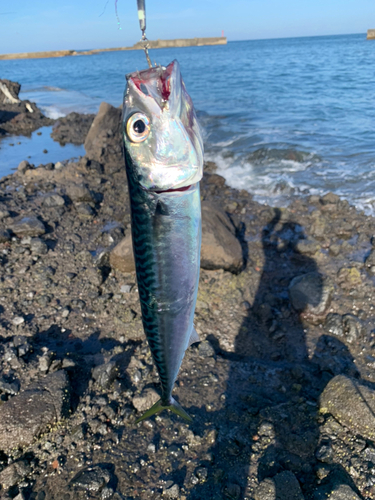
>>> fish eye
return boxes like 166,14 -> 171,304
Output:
126,113 -> 150,143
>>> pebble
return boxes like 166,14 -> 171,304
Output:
0,377 -> 20,394
17,160 -> 31,174
163,483 -> 180,499
30,237 -> 48,254
12,316 -> 25,326
42,194 -> 65,207
76,202 -> 95,216
66,183 -> 95,203
10,216 -> 46,237
92,361 -> 118,389
132,387 -> 159,413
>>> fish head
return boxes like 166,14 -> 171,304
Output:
123,60 -> 204,192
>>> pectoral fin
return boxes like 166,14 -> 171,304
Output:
188,326 -> 200,347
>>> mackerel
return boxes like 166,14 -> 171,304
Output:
122,60 -> 203,422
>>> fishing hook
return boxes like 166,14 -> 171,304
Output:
137,0 -> 152,68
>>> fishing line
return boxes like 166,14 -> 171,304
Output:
98,0 -> 110,17
115,0 -> 122,30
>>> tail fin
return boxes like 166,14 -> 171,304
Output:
135,397 -> 192,424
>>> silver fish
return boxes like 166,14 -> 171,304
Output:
122,60 -> 204,422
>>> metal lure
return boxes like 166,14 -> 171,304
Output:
122,60 -> 204,422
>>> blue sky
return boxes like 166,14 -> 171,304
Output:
0,0 -> 374,53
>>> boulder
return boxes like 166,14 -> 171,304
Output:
0,370 -> 70,452
110,204 -> 243,274
84,102 -> 123,173
320,375 -> 375,441
200,202 -> 243,273
51,111 -> 95,145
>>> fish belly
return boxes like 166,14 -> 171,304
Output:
130,183 -> 201,400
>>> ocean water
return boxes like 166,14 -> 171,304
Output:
1,34 -> 375,213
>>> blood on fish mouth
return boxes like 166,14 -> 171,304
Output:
155,185 -> 192,194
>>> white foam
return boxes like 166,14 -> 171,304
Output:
41,106 -> 66,119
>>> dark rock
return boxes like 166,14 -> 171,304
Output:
320,375 -> 375,440
289,272 -> 333,320
66,183 -> 95,203
71,465 -> 112,492
0,79 -> 21,103
0,370 -> 70,452
51,111 -> 95,145
325,313 -> 344,337
10,217 -> 46,237
0,460 -> 31,489
76,202 -> 95,216
201,202 -> 243,273
315,441 -> 334,463
0,376 -> 20,395
324,312 -> 363,344
92,361 -> 119,389
254,471 -> 304,500
0,229 -> 11,243
0,79 -> 53,135
198,340 -> 215,357
342,314 -> 365,343
30,237 -> 48,255
84,102 -> 123,174
314,483 -> 360,500
42,194 -> 65,208
163,483 -> 180,499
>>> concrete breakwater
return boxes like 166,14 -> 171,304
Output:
367,29 -> 375,39
0,36 -> 227,60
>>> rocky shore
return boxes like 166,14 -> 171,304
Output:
1,87 -> 375,499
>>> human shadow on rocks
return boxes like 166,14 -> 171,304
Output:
188,209 -> 362,500
26,325 -> 137,412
